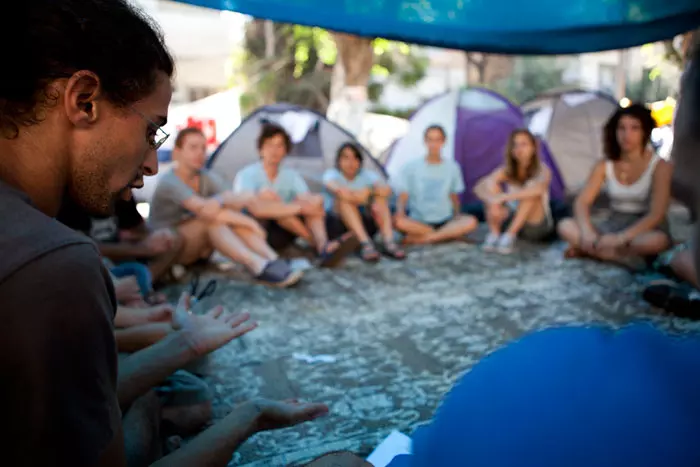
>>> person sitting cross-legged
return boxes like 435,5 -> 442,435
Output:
557,104 -> 672,264
57,188 -> 184,290
392,125 -> 478,245
233,123 -> 358,267
150,127 -> 302,287
473,129 -> 554,254
323,143 -> 406,262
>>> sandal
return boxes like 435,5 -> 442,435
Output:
318,232 -> 360,268
381,241 -> 406,260
359,242 -> 380,263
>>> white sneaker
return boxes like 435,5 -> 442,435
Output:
482,232 -> 500,251
496,234 -> 515,254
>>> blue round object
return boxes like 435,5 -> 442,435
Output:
392,323 -> 700,467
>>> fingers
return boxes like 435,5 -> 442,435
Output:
177,292 -> 191,310
224,311 -> 251,326
205,305 -> 225,319
232,321 -> 258,337
295,403 -> 329,422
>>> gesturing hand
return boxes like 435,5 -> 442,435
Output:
251,398 -> 329,433
172,293 -> 258,357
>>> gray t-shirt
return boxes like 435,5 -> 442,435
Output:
0,180 -> 121,466
149,169 -> 228,230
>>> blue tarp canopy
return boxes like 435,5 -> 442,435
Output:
174,0 -> 699,54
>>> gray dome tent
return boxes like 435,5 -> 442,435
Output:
522,89 -> 617,196
207,103 -> 386,192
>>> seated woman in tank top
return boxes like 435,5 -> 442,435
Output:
473,129 -> 554,254
557,103 -> 673,262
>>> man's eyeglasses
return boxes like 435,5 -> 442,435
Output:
131,107 -> 169,150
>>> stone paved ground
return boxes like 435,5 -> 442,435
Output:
165,208 -> 699,467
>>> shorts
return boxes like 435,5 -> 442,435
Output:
594,211 -> 672,241
504,210 -> 554,242
427,217 -> 453,230
325,207 -> 378,240
111,261 -> 153,296
261,218 -> 299,251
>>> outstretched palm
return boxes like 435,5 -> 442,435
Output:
252,398 -> 329,432
172,292 -> 258,356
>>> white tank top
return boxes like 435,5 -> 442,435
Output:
605,155 -> 659,214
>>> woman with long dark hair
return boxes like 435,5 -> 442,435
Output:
557,103 -> 672,262
474,129 -> 554,253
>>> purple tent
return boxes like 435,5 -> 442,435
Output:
385,88 -> 566,204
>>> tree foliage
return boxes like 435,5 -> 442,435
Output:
493,56 -> 566,104
233,20 -> 428,116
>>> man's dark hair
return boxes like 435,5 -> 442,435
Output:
335,142 -> 364,169
424,125 -> 446,139
174,127 -> 205,148
602,103 -> 656,161
257,123 -> 292,153
0,0 -> 174,139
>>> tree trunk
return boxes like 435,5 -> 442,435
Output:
264,20 -> 275,59
326,33 -> 374,136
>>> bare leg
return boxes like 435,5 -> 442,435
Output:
557,218 -> 582,251
122,390 -> 162,467
276,215 -> 314,243
176,219 -> 214,266
207,224 -> 268,275
305,213 -> 330,252
625,231 -> 672,258
371,196 -> 395,243
424,214 -> 478,244
394,215 -> 435,244
486,203 -> 509,236
233,226 -> 278,261
336,199 -> 371,243
670,249 -> 700,289
505,197 -> 545,236
161,396 -> 212,437
148,233 -> 185,283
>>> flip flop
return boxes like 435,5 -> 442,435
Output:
359,242 -> 381,263
381,241 -> 406,260
318,232 -> 360,268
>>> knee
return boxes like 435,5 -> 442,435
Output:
171,232 -> 185,253
461,214 -> 478,231
373,184 -> 392,198
486,204 -> 506,220
301,193 -> 323,206
162,401 -> 213,436
556,218 -> 577,239
393,215 -> 408,230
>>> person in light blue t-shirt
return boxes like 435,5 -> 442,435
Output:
323,143 -> 406,262
393,125 -> 477,244
233,123 -> 358,268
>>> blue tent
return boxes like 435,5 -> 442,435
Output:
174,0 -> 699,54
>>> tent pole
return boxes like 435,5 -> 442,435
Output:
615,49 -> 628,101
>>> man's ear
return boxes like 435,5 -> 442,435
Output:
63,70 -> 102,127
